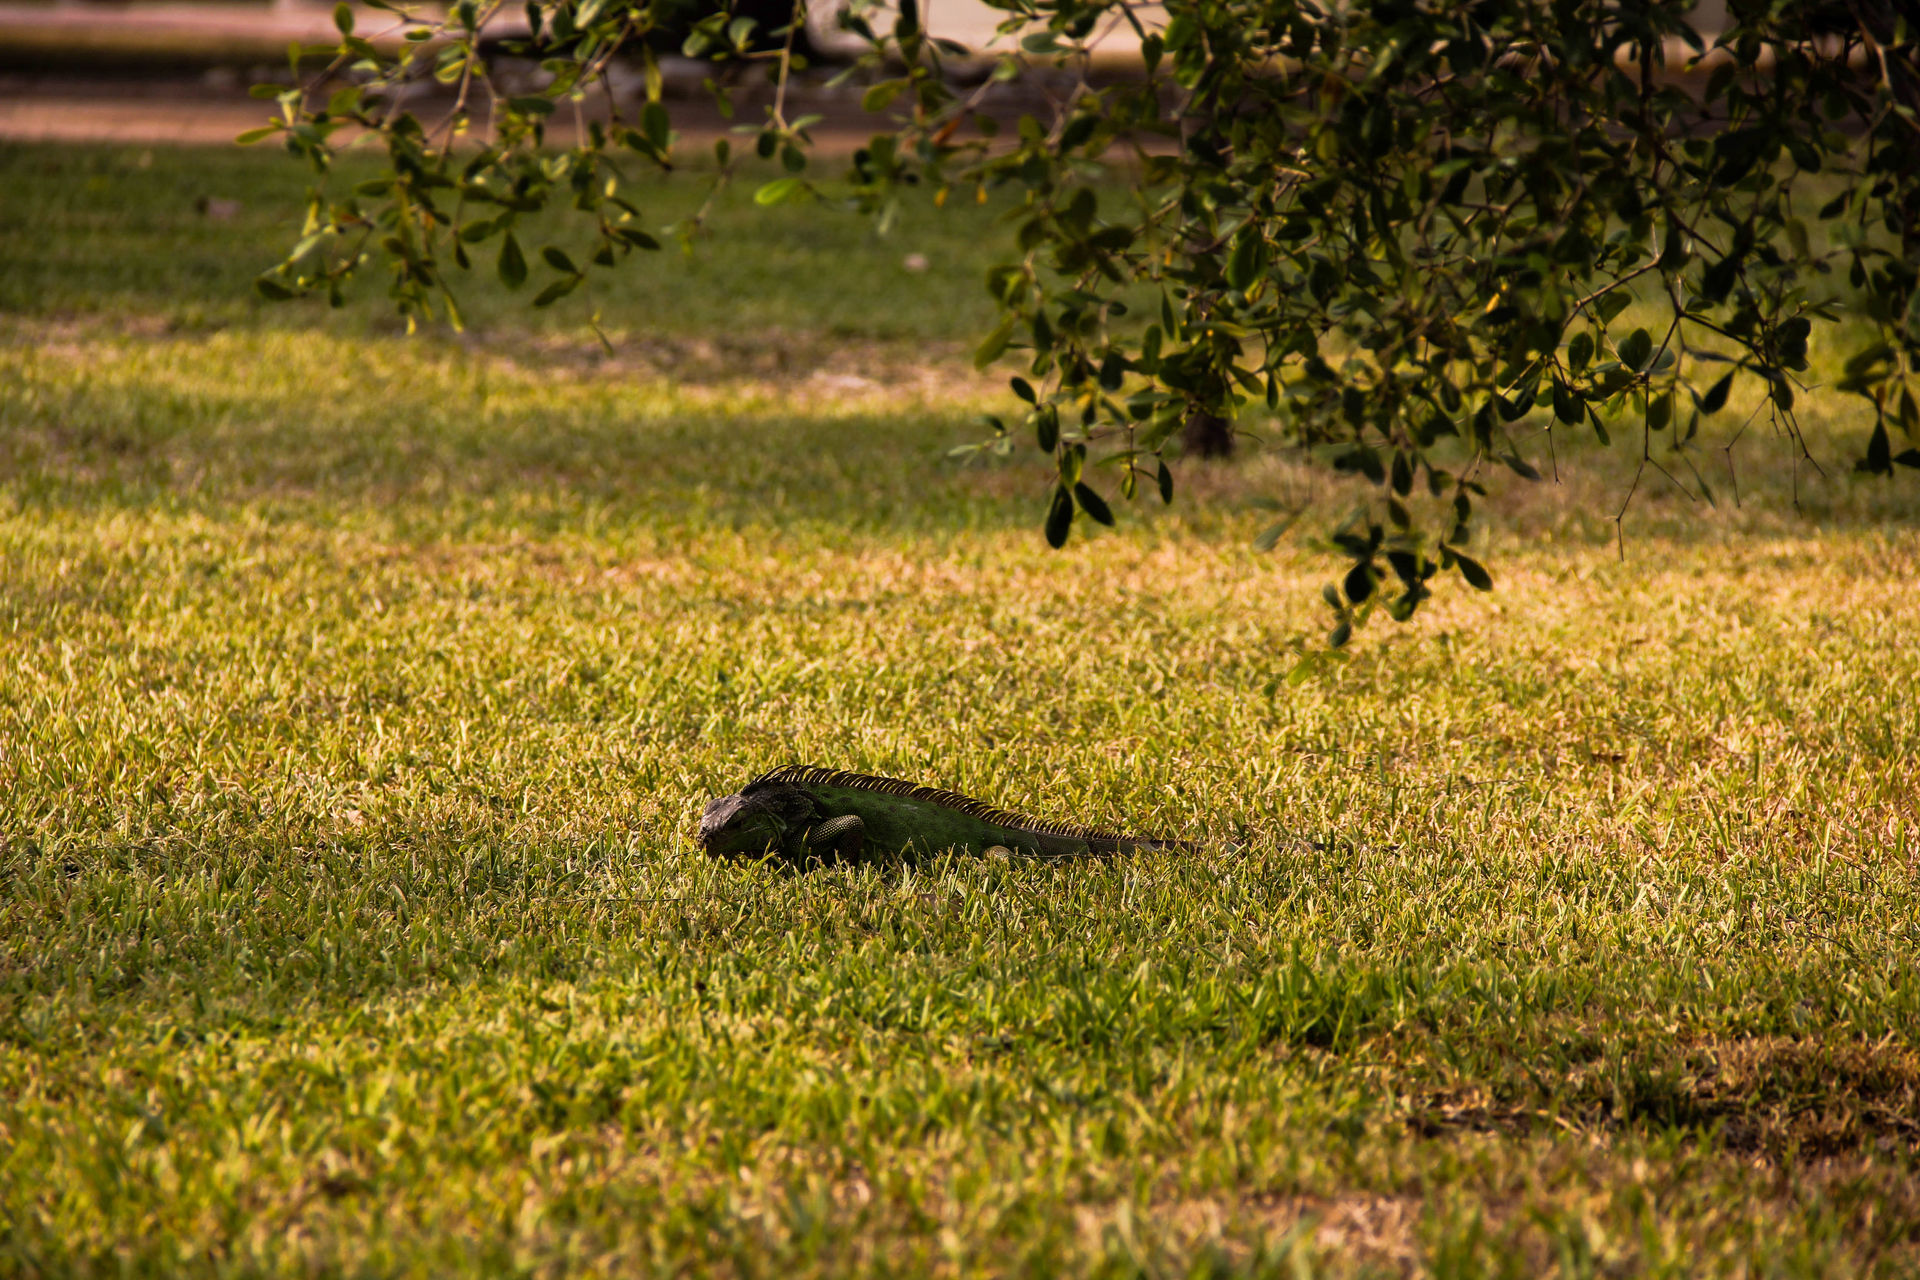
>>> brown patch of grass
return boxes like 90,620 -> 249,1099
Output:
1404,1036 -> 1920,1160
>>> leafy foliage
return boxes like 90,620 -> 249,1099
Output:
254,0 -> 1920,642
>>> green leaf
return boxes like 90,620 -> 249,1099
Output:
1618,328 -> 1653,370
641,102 -> 671,153
974,316 -> 1015,371
532,276 -> 579,308
1074,483 -> 1115,526
1657,221 -> 1690,270
1699,371 -> 1734,415
1841,343 -> 1892,381
253,275 -> 295,301
234,125 -> 281,146
1552,382 -> 1584,425
1285,649 -> 1346,686
1390,450 -> 1413,496
1866,419 -> 1891,474
1035,406 -> 1059,452
1044,486 -> 1073,548
1328,620 -> 1352,649
508,96 -> 556,117
1452,550 -> 1493,591
1567,331 -> 1593,373
754,177 -> 804,207
1009,377 -> 1036,403
1252,511 -> 1299,552
541,246 -> 578,274
1226,231 -> 1261,293
498,233 -> 527,289
333,2 -> 353,35
1156,461 -> 1174,505
862,80 -> 906,112
1699,255 -> 1739,303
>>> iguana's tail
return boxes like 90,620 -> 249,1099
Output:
1086,834 -> 1203,856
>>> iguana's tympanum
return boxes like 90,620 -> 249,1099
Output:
699,765 -> 1193,863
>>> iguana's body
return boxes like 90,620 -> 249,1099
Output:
699,765 -> 1194,863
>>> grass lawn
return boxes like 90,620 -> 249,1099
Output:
2,143 -> 1918,1278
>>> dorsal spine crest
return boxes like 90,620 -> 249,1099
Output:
751,764 -> 1140,845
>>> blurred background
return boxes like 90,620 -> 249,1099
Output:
0,0 -> 1734,147
0,0 -> 1121,146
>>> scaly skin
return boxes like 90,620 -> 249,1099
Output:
699,765 -> 1195,863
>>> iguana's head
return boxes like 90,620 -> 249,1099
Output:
698,778 -> 819,859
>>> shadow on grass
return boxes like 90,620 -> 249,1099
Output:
7,321 -> 1919,558
1407,1031 -> 1920,1161
0,324 -> 1050,537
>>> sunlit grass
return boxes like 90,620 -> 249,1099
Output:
1,144 -> 1918,1278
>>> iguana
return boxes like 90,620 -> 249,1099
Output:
699,765 -> 1196,863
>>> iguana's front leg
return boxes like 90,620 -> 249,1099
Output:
793,814 -> 866,863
